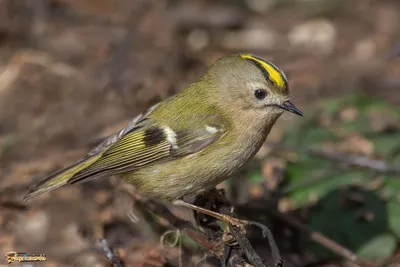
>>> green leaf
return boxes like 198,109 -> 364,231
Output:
307,187 -> 391,260
379,176 -> 400,200
301,127 -> 336,148
340,115 -> 370,134
370,133 -> 400,157
387,198 -> 400,239
357,233 -> 397,260
285,153 -> 368,207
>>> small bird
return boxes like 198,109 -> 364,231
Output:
23,54 -> 303,225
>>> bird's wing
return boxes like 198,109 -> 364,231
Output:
86,104 -> 159,157
23,105 -> 227,201
68,114 -> 227,183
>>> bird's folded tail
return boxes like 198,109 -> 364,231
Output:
22,153 -> 103,202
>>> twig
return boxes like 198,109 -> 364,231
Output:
248,221 -> 283,267
228,225 -> 265,267
0,201 -> 28,211
267,142 -> 400,175
183,228 -> 224,255
216,196 -> 283,267
99,238 -> 125,267
223,246 -> 245,267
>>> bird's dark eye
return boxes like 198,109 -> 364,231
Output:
254,89 -> 267,100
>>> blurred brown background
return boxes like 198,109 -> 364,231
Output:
1,0 -> 400,266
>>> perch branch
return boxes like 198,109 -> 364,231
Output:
122,185 -> 280,266
216,195 -> 283,267
228,225 -> 264,267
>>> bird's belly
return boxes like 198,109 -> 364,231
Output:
120,140 -> 259,201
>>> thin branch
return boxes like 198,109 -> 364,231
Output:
267,142 -> 400,175
248,221 -> 283,267
228,225 -> 265,267
99,238 -> 125,267
0,201 -> 28,211
217,197 -> 282,267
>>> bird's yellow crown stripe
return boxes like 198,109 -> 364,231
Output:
240,54 -> 286,88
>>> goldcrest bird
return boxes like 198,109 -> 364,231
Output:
23,54 -> 303,225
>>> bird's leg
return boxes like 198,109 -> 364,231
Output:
173,199 -> 248,232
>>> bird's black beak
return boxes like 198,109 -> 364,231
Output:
278,100 -> 304,117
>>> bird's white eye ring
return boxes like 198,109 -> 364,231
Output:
254,89 -> 267,100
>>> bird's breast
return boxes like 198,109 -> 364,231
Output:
121,124 -> 271,200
